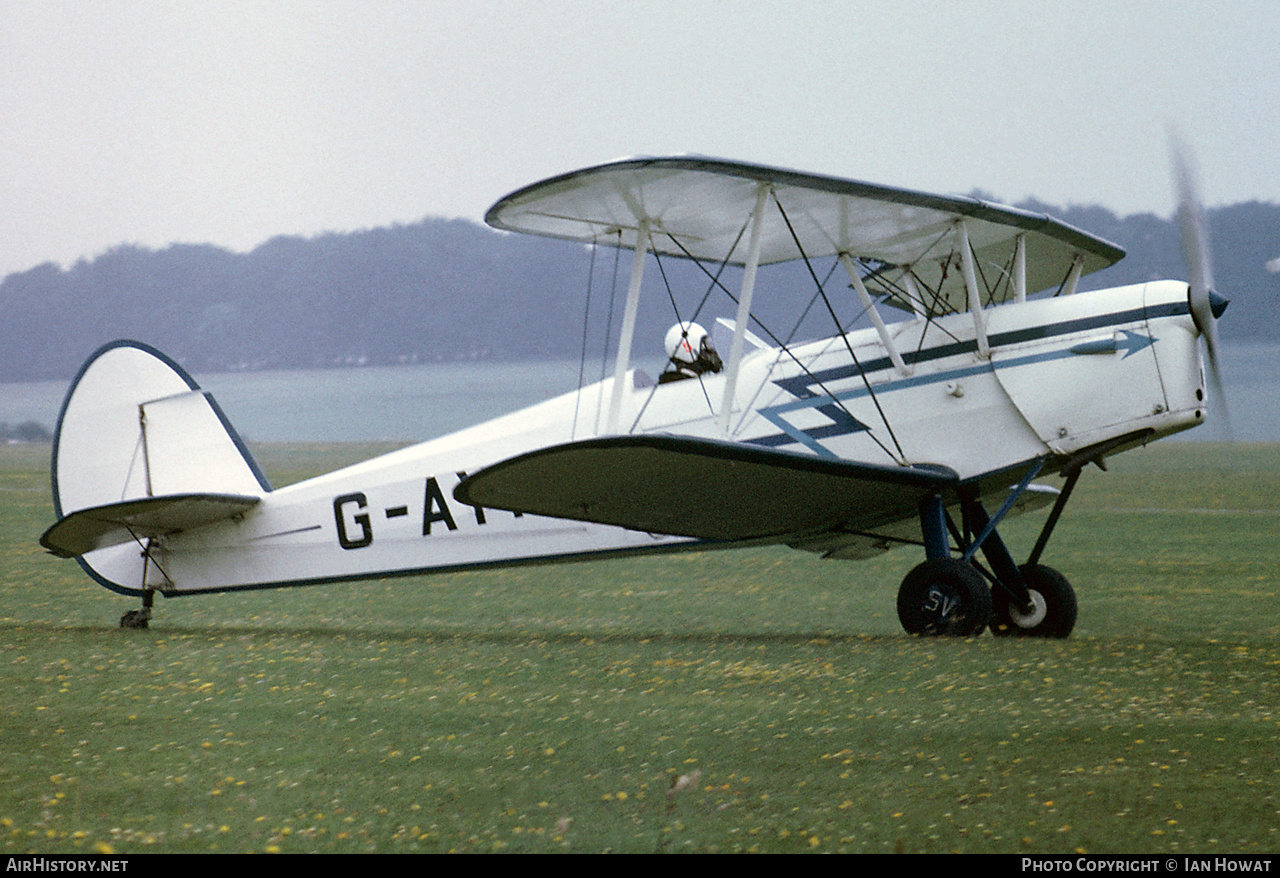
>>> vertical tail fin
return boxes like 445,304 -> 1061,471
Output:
45,341 -> 269,592
52,340 -> 270,516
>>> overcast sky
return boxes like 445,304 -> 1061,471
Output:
2,0 -> 1277,278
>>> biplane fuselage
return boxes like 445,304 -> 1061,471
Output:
41,157 -> 1221,636
58,278 -> 1203,597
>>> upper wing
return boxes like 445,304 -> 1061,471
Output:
486,156 -> 1124,314
454,435 -> 957,543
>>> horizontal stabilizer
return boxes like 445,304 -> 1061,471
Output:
455,435 -> 957,542
40,493 -> 260,559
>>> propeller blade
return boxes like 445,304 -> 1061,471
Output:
1171,133 -> 1214,293
1169,129 -> 1231,437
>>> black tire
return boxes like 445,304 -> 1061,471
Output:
990,564 -> 1077,638
897,558 -> 992,637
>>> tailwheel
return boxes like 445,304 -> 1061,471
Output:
990,564 -> 1077,638
119,588 -> 155,630
119,608 -> 150,629
897,558 -> 992,637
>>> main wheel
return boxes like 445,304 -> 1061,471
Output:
990,564 -> 1077,638
897,558 -> 992,637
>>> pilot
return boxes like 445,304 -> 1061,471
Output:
659,321 -> 723,384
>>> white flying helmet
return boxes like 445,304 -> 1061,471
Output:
665,322 -> 709,364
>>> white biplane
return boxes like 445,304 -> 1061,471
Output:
41,155 -> 1228,637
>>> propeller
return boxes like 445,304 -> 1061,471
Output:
1169,131 -> 1231,437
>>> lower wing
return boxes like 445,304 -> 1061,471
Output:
454,435 -> 958,543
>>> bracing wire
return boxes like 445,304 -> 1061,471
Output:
662,220 -> 750,329
593,231 -> 623,435
770,194 -> 906,462
650,248 -> 684,327
660,232 -> 890,450
571,240 -> 599,440
648,248 -> 717,416
598,231 -> 622,386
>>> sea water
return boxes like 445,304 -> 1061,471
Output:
0,344 -> 1275,444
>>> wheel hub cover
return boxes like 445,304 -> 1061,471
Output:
1010,589 -> 1048,628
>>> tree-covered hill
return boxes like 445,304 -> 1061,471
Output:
1,200 -> 1276,383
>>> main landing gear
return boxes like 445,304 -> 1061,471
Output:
897,457 -> 1087,639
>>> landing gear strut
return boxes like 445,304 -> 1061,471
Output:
120,538 -> 169,630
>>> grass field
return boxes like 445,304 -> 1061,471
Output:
1,440 -> 1277,854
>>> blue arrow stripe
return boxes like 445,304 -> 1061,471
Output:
748,319 -> 1162,452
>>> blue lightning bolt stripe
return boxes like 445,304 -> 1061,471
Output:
747,305 -> 1168,455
